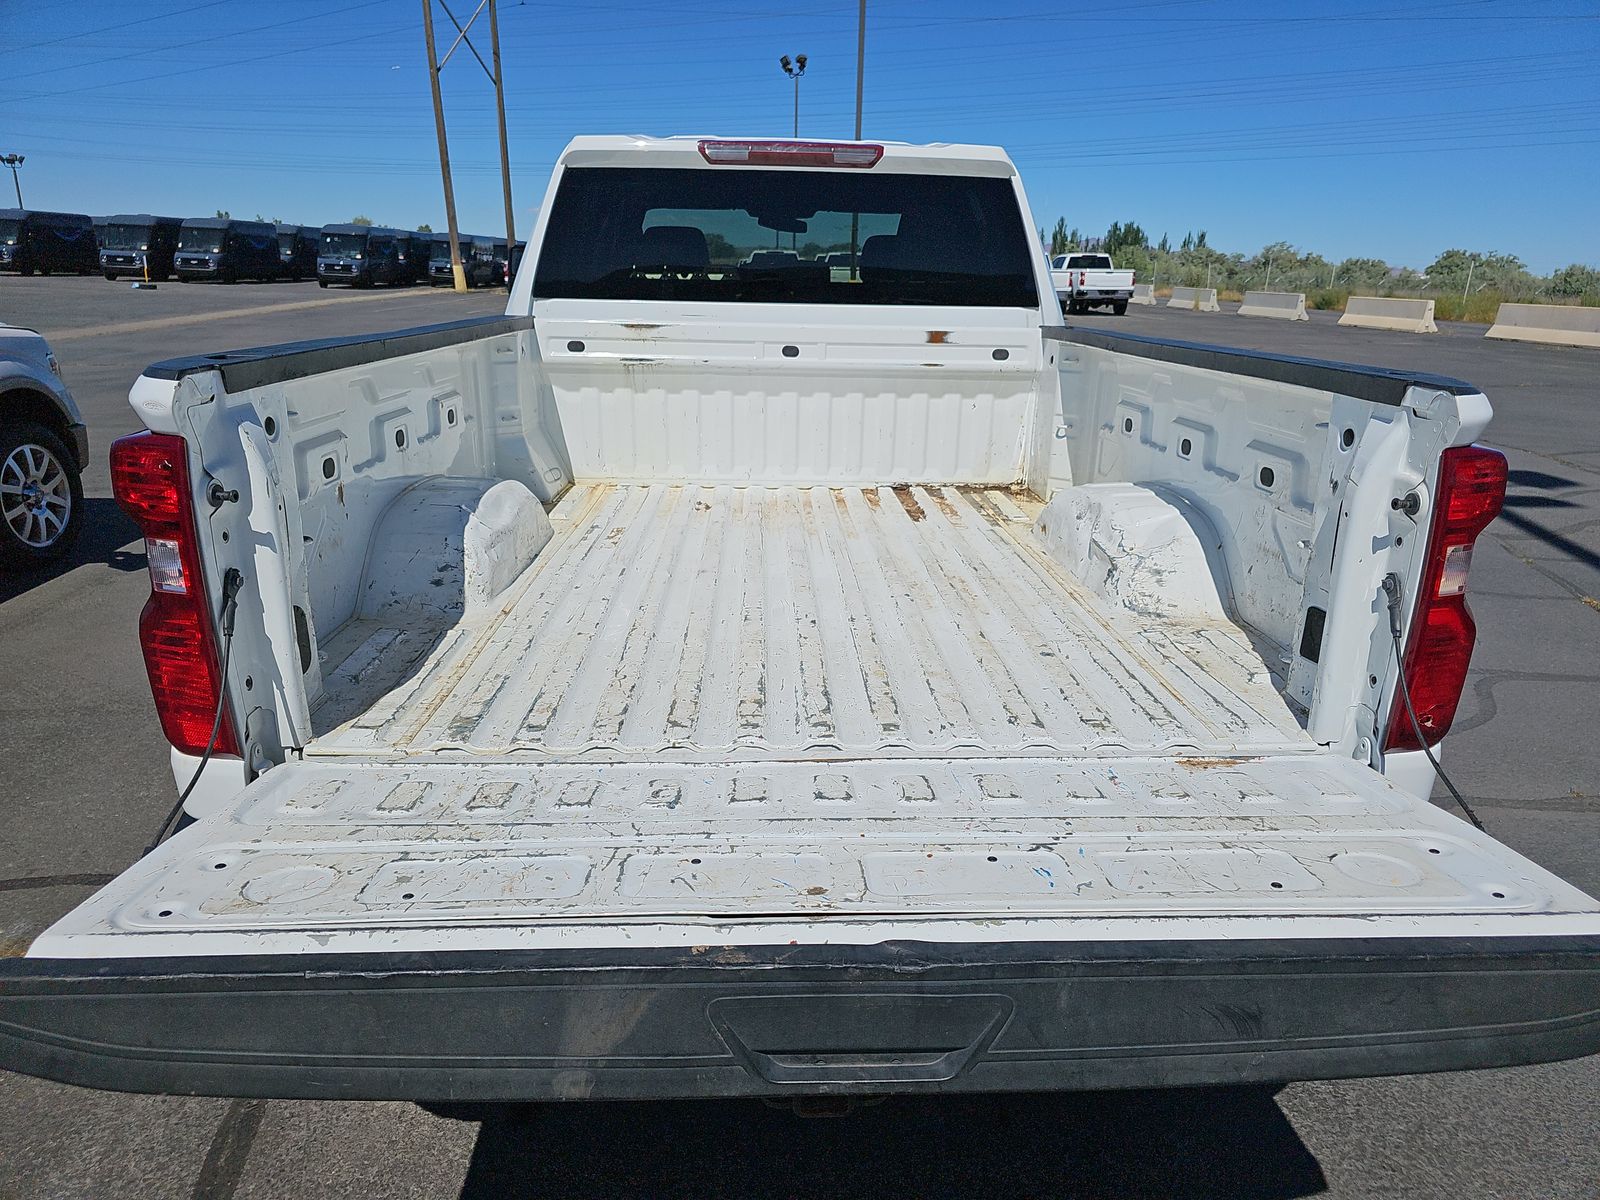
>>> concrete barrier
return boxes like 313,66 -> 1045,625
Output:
1166,286 -> 1220,312
1131,283 -> 1156,305
1238,290 -> 1309,321
1338,296 -> 1437,334
1485,302 -> 1600,349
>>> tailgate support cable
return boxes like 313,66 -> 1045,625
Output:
1382,572 -> 1485,831
143,568 -> 245,857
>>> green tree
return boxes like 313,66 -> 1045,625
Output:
1104,221 -> 1147,259
1050,217 -> 1068,257
350,214 -> 374,226
1157,233 -> 1170,254
214,209 -> 230,219
417,223 -> 433,233
1424,249 -> 1481,292
1548,263 -> 1600,296
705,232 -> 737,263
1338,257 -> 1392,290
1195,230 -> 1208,249
1425,249 -> 1529,296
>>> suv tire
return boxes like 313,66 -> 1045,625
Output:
0,420 -> 83,565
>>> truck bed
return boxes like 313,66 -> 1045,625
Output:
36,480 -> 1592,957
310,483 -> 1306,760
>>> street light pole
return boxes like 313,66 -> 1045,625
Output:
854,1 -> 866,139
0,154 -> 23,207
779,53 -> 807,138
851,3 -> 866,280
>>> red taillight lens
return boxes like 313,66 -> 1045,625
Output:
1384,445 -> 1507,752
110,431 -> 239,757
109,431 -> 186,525
697,140 -> 884,168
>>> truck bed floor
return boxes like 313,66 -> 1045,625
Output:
42,486 -> 1597,951
310,484 -> 1306,761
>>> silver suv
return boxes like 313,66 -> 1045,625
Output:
0,324 -> 87,564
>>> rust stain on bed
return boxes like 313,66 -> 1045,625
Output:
891,484 -> 926,522
926,486 -> 962,521
926,330 -> 951,344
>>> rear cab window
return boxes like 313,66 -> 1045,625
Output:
533,167 -> 1039,307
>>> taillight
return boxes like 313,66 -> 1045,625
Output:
697,140 -> 884,168
1384,445 -> 1506,752
110,431 -> 239,757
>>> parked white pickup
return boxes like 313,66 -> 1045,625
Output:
1051,251 -> 1136,314
4,136 -> 1597,1107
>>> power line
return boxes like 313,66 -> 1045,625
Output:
0,0 -> 235,57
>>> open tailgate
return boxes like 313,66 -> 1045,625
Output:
4,753 -> 1599,1099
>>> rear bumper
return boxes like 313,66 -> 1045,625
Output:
2,936 -> 1597,1101
1062,291 -> 1134,303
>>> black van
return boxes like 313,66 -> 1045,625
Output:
174,218 -> 280,283
276,224 -> 319,281
0,210 -> 100,276
99,214 -> 184,281
393,231 -> 425,285
317,224 -> 412,288
458,235 -> 506,288
478,237 -> 516,288
426,232 -> 470,285
407,231 -> 439,284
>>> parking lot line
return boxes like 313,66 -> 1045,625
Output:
45,288 -> 480,342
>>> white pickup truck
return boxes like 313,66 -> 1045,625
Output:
1051,252 -> 1136,315
4,136 -> 1597,1104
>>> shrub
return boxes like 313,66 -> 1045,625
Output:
1432,291 -> 1508,324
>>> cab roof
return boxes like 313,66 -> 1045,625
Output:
320,224 -> 408,237
182,217 -> 276,231
0,209 -> 94,225
553,135 -> 1020,179
105,214 -> 185,225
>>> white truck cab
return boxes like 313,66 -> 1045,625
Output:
2,136 -> 1596,1104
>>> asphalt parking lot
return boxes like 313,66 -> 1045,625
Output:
1,282 -> 1596,1199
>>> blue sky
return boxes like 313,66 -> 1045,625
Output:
4,0 -> 1597,272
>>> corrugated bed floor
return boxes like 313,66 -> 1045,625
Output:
309,484 -> 1308,760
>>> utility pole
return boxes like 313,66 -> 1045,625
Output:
488,0 -> 516,265
422,0 -> 518,293
422,2 -> 467,292
780,53 -> 807,137
0,154 -> 23,207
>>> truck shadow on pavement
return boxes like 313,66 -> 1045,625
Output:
0,499 -> 144,605
455,1086 -> 1327,1199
